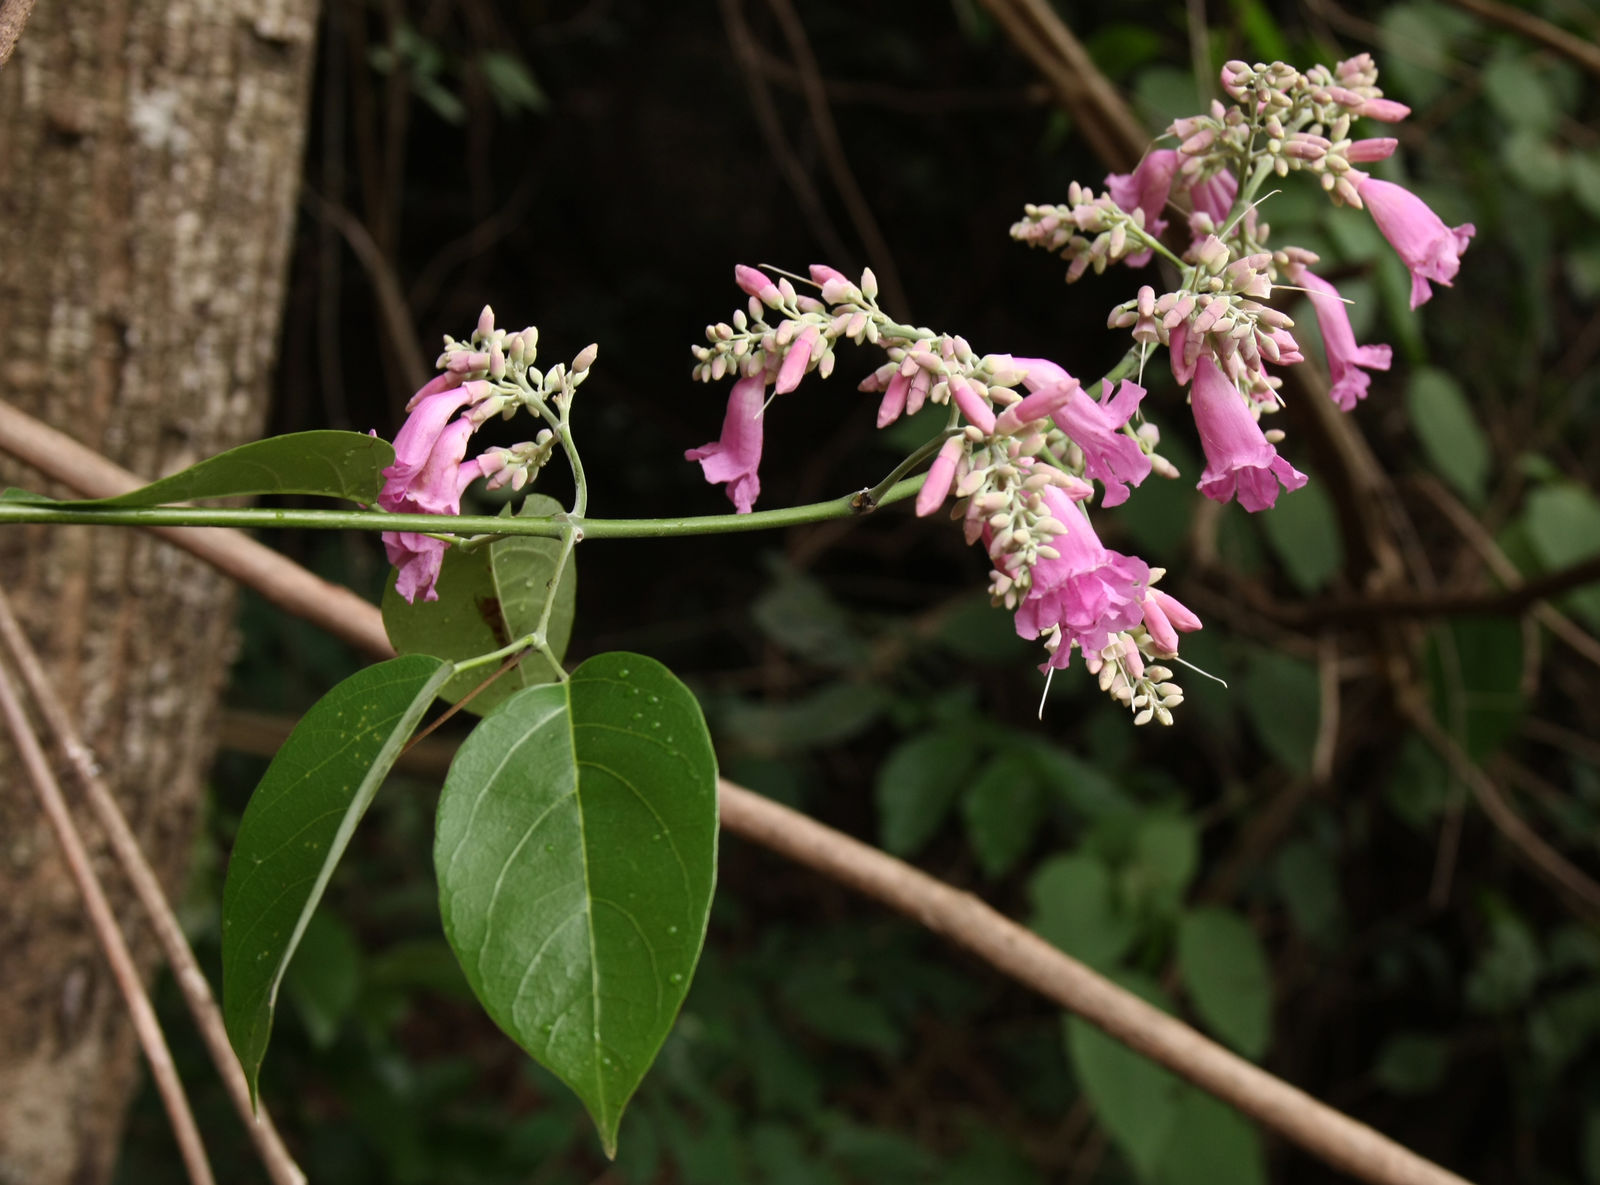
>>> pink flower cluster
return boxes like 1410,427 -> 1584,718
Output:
1094,79 -> 1472,513
1009,491 -> 1200,672
378,371 -> 496,603
683,265 -> 840,515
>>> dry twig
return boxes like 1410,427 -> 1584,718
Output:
0,658 -> 216,1185
0,0 -> 36,69
0,592 -> 306,1185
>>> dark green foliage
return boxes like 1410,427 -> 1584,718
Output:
117,1 -> 1600,1182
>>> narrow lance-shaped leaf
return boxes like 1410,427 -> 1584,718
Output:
7,430 -> 395,507
436,652 -> 719,1157
222,654 -> 452,1100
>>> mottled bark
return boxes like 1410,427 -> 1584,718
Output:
0,1 -> 318,1181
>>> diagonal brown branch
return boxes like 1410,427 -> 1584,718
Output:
0,591 -> 306,1185
0,0 -> 36,69
1445,0 -> 1600,78
974,0 -> 1149,171
1406,700 -> 1600,923
0,395 -> 1473,1185
0,657 -> 216,1185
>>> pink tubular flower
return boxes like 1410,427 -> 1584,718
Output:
1140,588 -> 1202,656
1357,178 -> 1475,309
915,435 -> 965,517
384,532 -> 451,604
379,376 -> 497,603
1189,169 -> 1238,228
1347,138 -> 1398,163
1004,359 -> 1151,508
1106,149 -> 1178,266
947,373 -> 996,434
735,263 -> 782,307
1168,320 -> 1198,386
876,365 -> 912,428
382,416 -> 476,516
685,374 -> 766,514
775,326 -> 818,394
1286,263 -> 1392,411
405,369 -> 465,412
387,380 -> 483,485
1354,97 -> 1410,123
1014,491 -> 1150,667
1190,356 -> 1308,511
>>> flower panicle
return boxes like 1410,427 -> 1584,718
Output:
377,306 -> 595,602
678,53 -> 1462,725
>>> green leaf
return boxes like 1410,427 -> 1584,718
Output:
284,912 -> 362,1048
1117,437 -> 1199,557
1385,733 -> 1453,830
1501,131 -> 1567,199
1373,1032 -> 1449,1095
1274,840 -> 1343,945
1239,649 -> 1319,777
875,732 -> 981,858
932,594 -> 1035,665
751,567 -> 870,669
1483,54 -> 1559,134
383,494 -> 576,712
1257,478 -> 1343,593
1176,908 -> 1273,1059
37,430 -> 394,507
435,652 -> 718,1156
1529,984 -> 1600,1075
1065,972 -> 1184,1179
1154,1091 -> 1266,1185
1123,813 -> 1199,917
1524,483 -> 1600,630
1570,151 -> 1600,221
782,966 -> 904,1059
1585,1108 -> 1600,1185
1024,743 -> 1132,818
720,683 -> 890,754
1377,3 -> 1470,105
1426,617 -> 1524,761
1406,368 -> 1490,505
478,50 -> 549,116
961,754 -> 1045,878
222,654 -> 452,1100
1228,0 -> 1290,64
1465,907 -> 1541,1014
1028,853 -> 1136,971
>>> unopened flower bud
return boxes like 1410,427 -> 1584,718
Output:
572,342 -> 599,373
735,264 -> 782,307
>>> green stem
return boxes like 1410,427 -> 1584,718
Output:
851,431 -> 956,512
1223,158 -> 1276,237
1099,349 -> 1146,387
453,633 -> 542,674
0,477 -> 927,540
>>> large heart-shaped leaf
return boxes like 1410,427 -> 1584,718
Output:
8,430 -> 395,507
222,654 -> 452,1100
383,493 -> 576,712
435,652 -> 718,1156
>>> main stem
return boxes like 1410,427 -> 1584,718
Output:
0,477 -> 927,540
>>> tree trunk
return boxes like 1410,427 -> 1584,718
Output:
0,2 -> 318,1180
